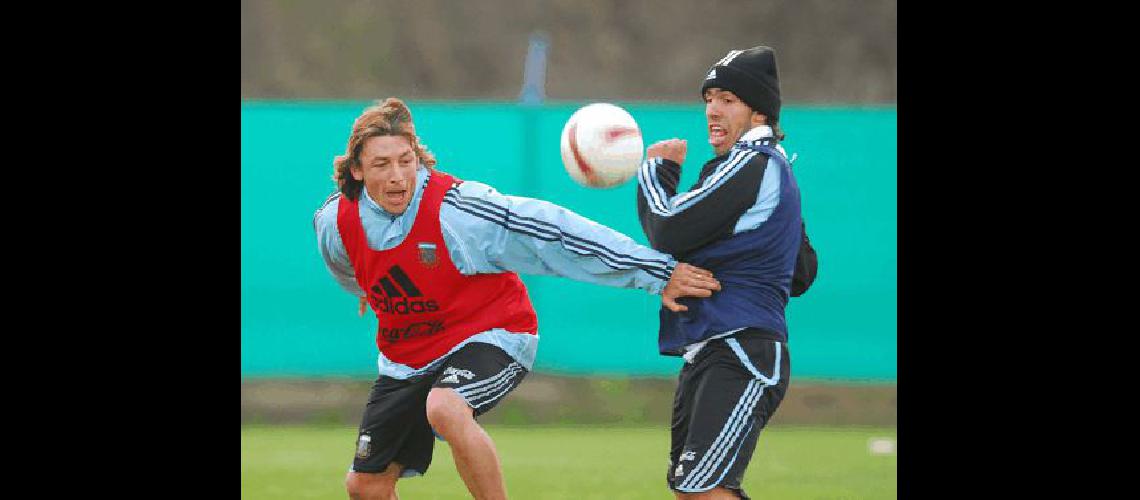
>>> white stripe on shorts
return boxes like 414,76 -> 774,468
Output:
454,362 -> 523,408
678,339 -> 782,491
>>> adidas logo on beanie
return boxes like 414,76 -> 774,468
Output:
700,46 -> 781,121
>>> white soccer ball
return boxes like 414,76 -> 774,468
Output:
559,103 -> 644,188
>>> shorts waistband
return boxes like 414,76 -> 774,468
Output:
727,327 -> 785,343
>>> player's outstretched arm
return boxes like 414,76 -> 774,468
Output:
441,179 -> 681,294
661,262 -> 721,312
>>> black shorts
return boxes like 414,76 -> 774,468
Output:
667,329 -> 791,499
350,342 -> 528,477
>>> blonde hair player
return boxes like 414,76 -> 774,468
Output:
314,97 -> 722,500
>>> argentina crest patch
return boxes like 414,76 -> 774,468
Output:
418,242 -> 438,268
355,434 -> 372,459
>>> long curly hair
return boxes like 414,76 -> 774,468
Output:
332,97 -> 437,201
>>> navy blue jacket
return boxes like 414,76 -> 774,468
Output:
636,128 -> 802,355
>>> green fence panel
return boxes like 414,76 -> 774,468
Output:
241,101 -> 896,381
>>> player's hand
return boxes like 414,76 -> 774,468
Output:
358,296 -> 368,317
647,138 -> 687,166
662,262 -> 720,312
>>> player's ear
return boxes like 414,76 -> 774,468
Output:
750,111 -> 767,128
350,161 -> 365,181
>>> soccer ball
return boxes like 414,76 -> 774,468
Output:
559,103 -> 644,188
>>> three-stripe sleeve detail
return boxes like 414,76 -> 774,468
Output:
638,149 -> 759,218
639,157 -> 672,216
671,150 -> 758,210
443,188 -> 673,281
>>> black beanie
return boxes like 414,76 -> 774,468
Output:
700,46 -> 781,121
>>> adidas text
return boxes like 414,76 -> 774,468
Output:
373,295 -> 440,315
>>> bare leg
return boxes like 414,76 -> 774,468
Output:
425,388 -> 508,500
345,462 -> 402,500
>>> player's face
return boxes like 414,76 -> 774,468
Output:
704,88 -> 760,156
352,135 -> 419,215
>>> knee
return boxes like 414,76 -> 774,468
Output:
345,471 -> 396,500
425,388 -> 473,432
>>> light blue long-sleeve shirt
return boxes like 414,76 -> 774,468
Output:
313,166 -> 677,378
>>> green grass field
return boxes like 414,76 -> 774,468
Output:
242,424 -> 896,499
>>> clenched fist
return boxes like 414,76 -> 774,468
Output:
647,138 -> 687,166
